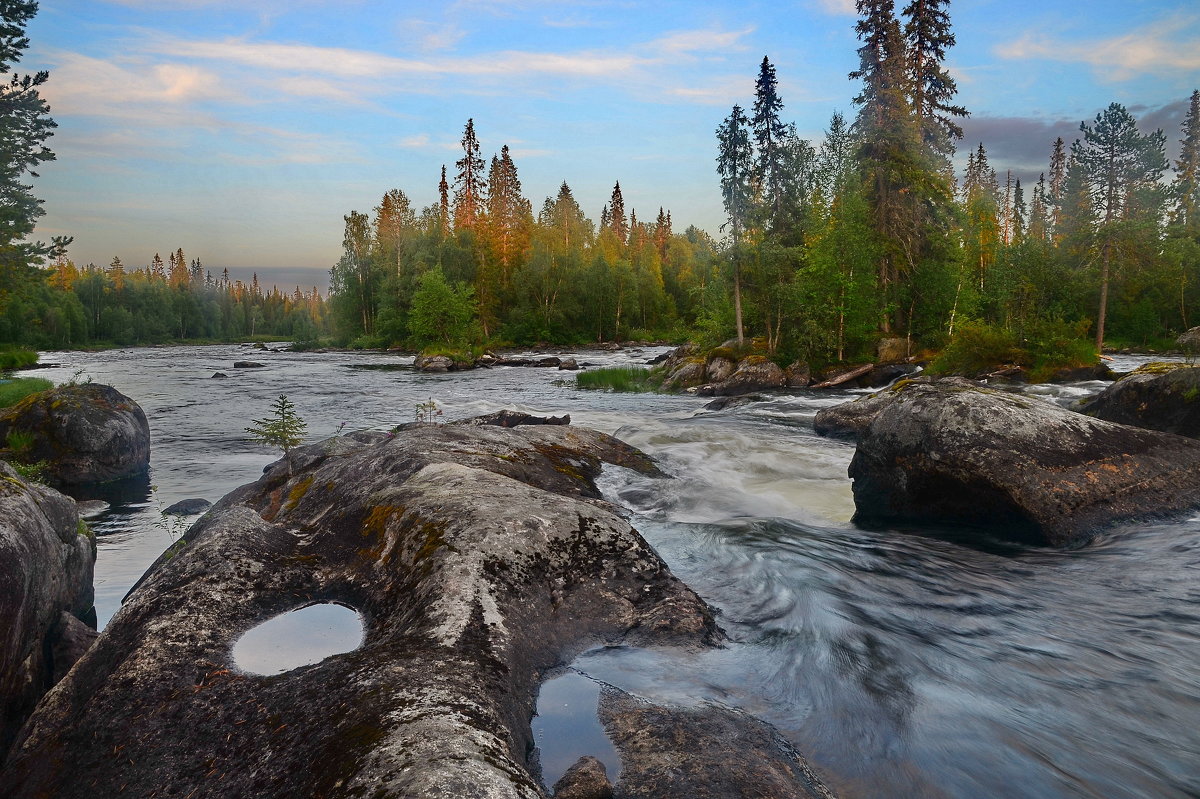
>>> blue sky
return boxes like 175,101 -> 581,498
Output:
25,0 -> 1200,290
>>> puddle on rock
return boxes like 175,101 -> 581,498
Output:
533,669 -> 622,789
232,602 -> 364,675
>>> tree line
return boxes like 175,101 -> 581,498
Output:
328,120 -> 726,350
329,0 -> 1198,367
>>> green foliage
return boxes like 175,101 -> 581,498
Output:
575,366 -> 656,393
0,348 -> 36,369
0,376 -> 49,407
927,320 -> 1021,376
245,395 -> 308,457
408,266 -> 478,348
3,428 -> 48,482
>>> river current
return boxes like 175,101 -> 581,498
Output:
20,345 -> 1200,798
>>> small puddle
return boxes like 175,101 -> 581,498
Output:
533,669 -> 621,789
232,602 -> 364,675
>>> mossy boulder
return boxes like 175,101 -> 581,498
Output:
697,356 -> 786,397
850,380 -> 1200,547
2,423 -> 720,799
1076,363 -> 1200,438
0,383 -> 150,487
0,463 -> 95,761
1177,326 -> 1200,354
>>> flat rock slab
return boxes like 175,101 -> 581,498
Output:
2,425 -> 718,799
849,382 -> 1200,547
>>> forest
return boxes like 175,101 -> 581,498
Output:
1,0 -> 1197,368
323,0 -> 1200,369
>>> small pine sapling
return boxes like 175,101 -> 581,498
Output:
246,395 -> 308,469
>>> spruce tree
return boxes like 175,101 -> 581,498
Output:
453,119 -> 486,231
1048,136 -> 1068,234
607,181 -> 627,244
438,165 -> 450,237
1174,90 -> 1200,231
902,0 -> 967,163
716,103 -> 754,343
751,56 -> 788,233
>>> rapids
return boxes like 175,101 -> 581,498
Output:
19,344 -> 1200,798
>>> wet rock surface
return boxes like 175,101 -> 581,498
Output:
0,463 -> 95,761
0,383 -> 150,487
849,381 -> 1200,547
551,756 -> 613,799
163,497 -> 213,515
2,424 -> 719,799
696,356 -> 786,397
597,689 -> 836,799
1077,363 -> 1200,439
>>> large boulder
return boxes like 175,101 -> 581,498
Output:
697,356 -> 786,397
0,383 -> 150,487
1077,363 -> 1200,439
813,377 -> 973,441
1177,326 -> 1200,354
0,463 -> 95,761
848,381 -> 1200,547
2,424 -> 720,799
597,689 -> 836,799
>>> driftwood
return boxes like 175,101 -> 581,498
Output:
811,363 -> 873,389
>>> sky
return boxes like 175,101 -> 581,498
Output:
24,0 -> 1200,291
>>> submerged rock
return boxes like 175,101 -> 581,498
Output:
0,383 -> 150,487
449,410 -> 571,428
849,381 -> 1200,547
0,463 -> 95,761
2,425 -> 718,798
233,361 -> 265,368
1077,363 -> 1200,439
413,354 -> 453,372
163,497 -> 212,515
597,689 -> 836,799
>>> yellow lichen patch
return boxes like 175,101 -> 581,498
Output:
1129,361 -> 1191,377
284,476 -> 315,514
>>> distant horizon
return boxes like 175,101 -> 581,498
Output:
28,0 -> 1200,286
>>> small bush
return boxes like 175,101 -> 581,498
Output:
0,349 -> 38,370
575,367 -> 656,393
0,377 -> 52,408
927,321 -> 1022,376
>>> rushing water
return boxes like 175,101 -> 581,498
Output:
19,345 -> 1200,798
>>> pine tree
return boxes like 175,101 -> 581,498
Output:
1074,103 -> 1169,348
1028,174 -> 1049,241
0,0 -> 69,308
151,253 -> 165,281
902,0 -> 967,162
1011,179 -> 1026,243
452,119 -> 486,231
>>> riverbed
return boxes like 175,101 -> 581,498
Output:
20,345 -> 1200,798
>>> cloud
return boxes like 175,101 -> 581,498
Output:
41,51 -> 232,118
812,0 -> 856,16
651,27 -> 754,55
996,14 -> 1200,80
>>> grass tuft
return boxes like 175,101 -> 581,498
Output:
575,366 -> 656,393
0,377 -> 52,409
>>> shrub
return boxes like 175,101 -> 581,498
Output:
927,321 -> 1022,377
575,367 -> 656,393
0,349 -> 38,370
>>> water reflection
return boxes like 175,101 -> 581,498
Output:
231,602 -> 364,675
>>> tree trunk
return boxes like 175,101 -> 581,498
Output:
1095,242 -> 1111,351
733,259 -> 745,345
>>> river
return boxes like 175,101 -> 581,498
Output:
20,345 -> 1200,798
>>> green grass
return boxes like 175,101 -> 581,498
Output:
0,349 -> 38,370
575,366 -> 656,393
0,377 -> 52,409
